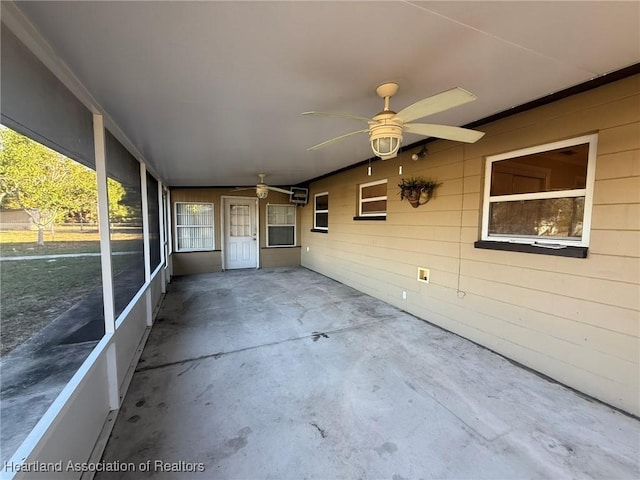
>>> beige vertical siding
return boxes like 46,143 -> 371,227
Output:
301,75 -> 640,415
170,188 -> 301,273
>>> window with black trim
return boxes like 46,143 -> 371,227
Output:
266,203 -> 296,247
175,202 -> 214,251
358,179 -> 387,217
314,192 -> 328,231
481,134 -> 597,248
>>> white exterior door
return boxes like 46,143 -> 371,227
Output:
224,197 -> 258,269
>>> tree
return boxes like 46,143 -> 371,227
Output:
107,179 -> 129,223
1,126 -> 136,244
63,162 -> 100,227
1,128 -> 93,244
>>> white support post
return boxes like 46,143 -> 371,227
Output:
166,189 -> 173,255
140,163 -> 151,284
94,114 -> 115,332
255,197 -> 260,269
158,182 -> 166,293
158,182 -> 165,266
165,189 -> 173,279
140,163 -> 153,327
94,113 -> 119,409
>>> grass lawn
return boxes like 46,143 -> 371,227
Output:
0,225 -> 146,356
0,227 -> 143,257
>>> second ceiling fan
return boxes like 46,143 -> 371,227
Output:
233,173 -> 293,199
303,82 -> 485,160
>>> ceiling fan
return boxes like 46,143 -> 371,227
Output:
233,173 -> 293,199
303,83 -> 485,160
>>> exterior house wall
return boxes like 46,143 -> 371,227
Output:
300,75 -> 640,415
0,208 -> 33,230
170,188 -> 302,275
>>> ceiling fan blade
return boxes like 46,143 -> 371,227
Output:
267,186 -> 294,195
307,129 -> 369,151
302,111 -> 372,124
232,187 -> 257,191
404,123 -> 485,143
394,87 -> 477,123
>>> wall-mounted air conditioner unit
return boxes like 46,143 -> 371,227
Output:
289,187 -> 308,205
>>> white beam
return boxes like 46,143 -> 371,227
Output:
94,114 -> 115,332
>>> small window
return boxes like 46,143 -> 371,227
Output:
266,204 -> 296,247
481,134 -> 597,247
359,179 -> 387,217
175,202 -> 214,251
314,192 -> 329,231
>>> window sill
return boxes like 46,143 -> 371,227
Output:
262,245 -> 300,249
310,228 -> 328,234
474,240 -> 588,258
175,249 -> 219,253
353,215 -> 386,221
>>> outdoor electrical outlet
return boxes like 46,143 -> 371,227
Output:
402,291 -> 407,300
417,267 -> 430,283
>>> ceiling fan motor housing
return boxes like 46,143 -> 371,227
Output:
370,111 -> 403,160
256,184 -> 269,198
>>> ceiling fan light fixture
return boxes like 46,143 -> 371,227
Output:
371,136 -> 401,160
369,118 -> 403,160
256,186 -> 269,199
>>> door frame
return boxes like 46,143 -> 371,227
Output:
221,195 -> 260,270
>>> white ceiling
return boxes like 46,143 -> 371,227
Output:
10,1 -> 640,187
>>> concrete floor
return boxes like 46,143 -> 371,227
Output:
97,267 -> 639,480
